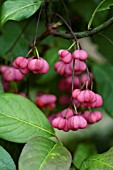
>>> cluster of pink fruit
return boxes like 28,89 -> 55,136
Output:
54,49 -> 87,75
0,56 -> 49,92
58,73 -> 93,106
13,56 -> 49,74
48,108 -> 102,132
47,49 -> 103,132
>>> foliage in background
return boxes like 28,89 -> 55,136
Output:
0,0 -> 113,170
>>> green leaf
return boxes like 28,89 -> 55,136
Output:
0,22 -> 28,61
0,146 -> 16,170
92,64 -> 113,116
98,0 -> 113,12
0,93 -> 55,143
88,0 -> 105,30
1,0 -> 42,25
73,143 -> 96,169
80,147 -> 113,170
19,136 -> 72,170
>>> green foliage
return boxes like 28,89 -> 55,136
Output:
98,0 -> 113,11
80,147 -> 113,170
88,0 -> 113,29
88,0 -> 105,30
0,0 -> 113,169
19,136 -> 72,170
1,0 -> 42,25
73,143 -> 96,169
93,64 -> 113,116
0,93 -> 55,143
0,22 -> 28,61
0,146 -> 16,170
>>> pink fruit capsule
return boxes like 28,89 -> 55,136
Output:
77,90 -> 96,103
0,65 -> 9,73
72,89 -> 81,99
82,110 -> 91,121
19,67 -> 29,74
60,108 -> 73,119
58,49 -> 72,64
68,116 -> 80,130
13,57 -> 28,68
65,63 -> 72,76
72,50 -> 88,60
63,120 -> 70,132
3,67 -> 15,81
90,94 -> 103,108
57,118 -> 66,130
88,111 -> 102,124
39,59 -> 49,74
78,116 -> 88,129
14,69 -> 24,81
28,58 -> 43,71
54,61 -> 66,75
51,117 -> 62,128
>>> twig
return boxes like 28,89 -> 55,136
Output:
52,16 -> 113,39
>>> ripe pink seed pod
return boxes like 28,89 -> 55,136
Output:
77,90 -> 96,103
3,67 -> 15,81
54,61 -> 66,75
19,58 -> 28,69
58,49 -> 64,56
63,120 -> 70,132
57,118 -> 66,130
88,111 -> 102,124
51,117 -> 62,128
65,63 -> 72,75
14,69 -> 24,81
28,59 -> 43,71
60,108 -> 73,119
74,59 -> 86,72
19,67 -> 29,74
72,50 -> 88,60
78,116 -> 88,129
93,111 -> 103,121
0,65 -> 9,73
13,60 -> 19,68
39,59 -> 49,74
77,91 -> 85,103
90,94 -> 103,108
84,90 -> 96,103
82,110 -> 91,121
58,50 -> 72,64
68,116 -> 80,131
72,89 -> 81,99
13,57 -> 27,68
